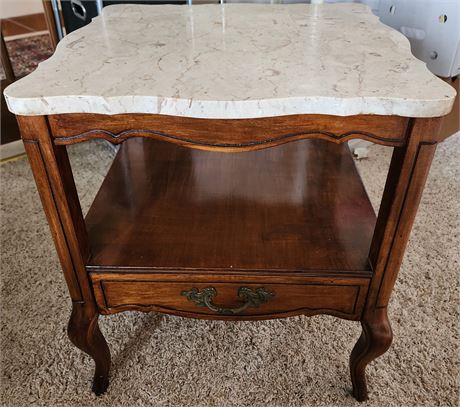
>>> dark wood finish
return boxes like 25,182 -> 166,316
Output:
90,273 -> 369,320
1,33 -> 15,81
48,113 -> 410,151
350,307 -> 392,401
17,116 -> 110,393
17,111 -> 452,400
440,77 -> 459,140
368,119 -> 441,310
350,118 -> 442,401
86,138 -> 376,273
68,302 -> 111,395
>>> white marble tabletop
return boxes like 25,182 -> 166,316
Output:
4,3 -> 456,118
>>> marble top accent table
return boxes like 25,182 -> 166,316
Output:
5,3 -> 456,402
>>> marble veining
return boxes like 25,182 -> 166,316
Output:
4,4 -> 456,118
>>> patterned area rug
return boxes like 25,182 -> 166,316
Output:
1,34 -> 53,79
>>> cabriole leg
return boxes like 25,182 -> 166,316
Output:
17,116 -> 110,394
354,119 -> 442,400
350,308 -> 393,401
68,302 -> 111,395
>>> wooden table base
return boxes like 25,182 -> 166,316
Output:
17,112 -> 446,401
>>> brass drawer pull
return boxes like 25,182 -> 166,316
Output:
181,287 -> 274,315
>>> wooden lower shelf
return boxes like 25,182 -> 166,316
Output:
85,138 -> 376,276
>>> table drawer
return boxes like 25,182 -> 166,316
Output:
91,275 -> 369,320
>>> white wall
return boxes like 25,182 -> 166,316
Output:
0,0 -> 43,19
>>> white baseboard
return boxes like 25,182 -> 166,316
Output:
0,140 -> 25,161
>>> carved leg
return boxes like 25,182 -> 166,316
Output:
19,117 -> 109,394
350,307 -> 393,401
67,302 -> 111,395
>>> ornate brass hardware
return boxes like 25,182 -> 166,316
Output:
181,287 -> 274,315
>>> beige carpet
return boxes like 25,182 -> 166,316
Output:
1,138 -> 459,407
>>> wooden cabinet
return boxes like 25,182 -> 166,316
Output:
7,3 -> 457,402
17,111 -> 450,401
